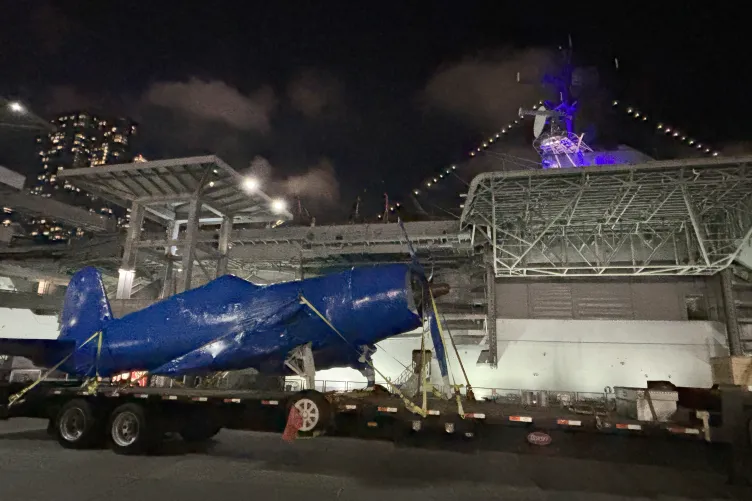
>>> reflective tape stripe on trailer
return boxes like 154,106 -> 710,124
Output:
427,409 -> 440,416
556,419 -> 582,427
616,423 -> 642,431
465,413 -> 486,419
136,394 -> 149,399
192,397 -> 208,402
342,404 -> 357,411
162,395 -> 178,400
666,426 -> 701,435
509,415 -> 533,423
377,406 -> 398,413
224,398 -> 242,403
52,390 -> 62,395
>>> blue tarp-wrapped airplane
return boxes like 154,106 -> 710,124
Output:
0,226 -> 452,390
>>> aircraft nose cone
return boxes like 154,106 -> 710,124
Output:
429,283 -> 450,299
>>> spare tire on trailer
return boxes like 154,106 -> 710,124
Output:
55,398 -> 105,449
286,390 -> 332,435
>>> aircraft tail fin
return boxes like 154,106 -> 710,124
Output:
59,266 -> 114,345
0,268 -> 112,373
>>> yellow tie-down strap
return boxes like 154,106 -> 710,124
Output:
299,296 -> 428,418
300,295 -> 469,419
8,330 -> 103,407
429,290 -> 465,419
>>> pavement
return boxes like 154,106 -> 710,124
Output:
1,418 -> 751,500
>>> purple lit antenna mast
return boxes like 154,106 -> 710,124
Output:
518,35 -> 592,168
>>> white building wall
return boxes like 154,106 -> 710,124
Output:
0,308 -> 59,340
318,319 -> 729,394
0,308 -> 729,394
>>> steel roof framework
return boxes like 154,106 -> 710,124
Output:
460,156 -> 752,277
56,155 -> 292,225
56,155 -> 293,298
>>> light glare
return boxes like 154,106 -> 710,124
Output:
8,101 -> 25,113
243,177 -> 259,192
271,198 -> 287,213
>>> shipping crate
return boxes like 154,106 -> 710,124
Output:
614,386 -> 678,422
710,356 -> 752,386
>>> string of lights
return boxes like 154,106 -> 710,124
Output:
367,100 -> 543,221
410,100 -> 542,198
611,100 -> 720,157
375,95 -> 719,222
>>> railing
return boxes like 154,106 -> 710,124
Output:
143,375 -> 617,412
309,380 -> 617,412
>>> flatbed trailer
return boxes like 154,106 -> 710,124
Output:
3,380 -> 751,457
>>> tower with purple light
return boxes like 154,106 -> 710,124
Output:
520,37 -> 653,169
519,37 -> 594,168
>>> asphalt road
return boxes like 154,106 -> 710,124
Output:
1,418 -> 750,500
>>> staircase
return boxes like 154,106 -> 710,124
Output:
731,267 -> 752,353
393,358 -> 430,397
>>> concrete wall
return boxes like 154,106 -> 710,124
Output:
0,308 -> 59,340
318,318 -> 729,394
495,277 -> 724,321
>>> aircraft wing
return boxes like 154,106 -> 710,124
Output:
0,338 -> 76,368
149,296 -> 308,375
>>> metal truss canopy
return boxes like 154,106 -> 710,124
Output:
136,220 -> 474,273
57,155 -> 292,225
460,156 -> 752,277
0,183 -> 116,232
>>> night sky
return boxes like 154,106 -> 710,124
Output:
1,1 -> 749,222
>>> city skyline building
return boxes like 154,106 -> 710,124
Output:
27,111 -> 138,241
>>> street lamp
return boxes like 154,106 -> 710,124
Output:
243,177 -> 259,192
271,198 -> 287,214
7,101 -> 25,113
0,96 -> 56,132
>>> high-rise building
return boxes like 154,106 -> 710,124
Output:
27,112 -> 138,241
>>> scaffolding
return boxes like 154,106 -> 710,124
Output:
57,155 -> 292,299
460,156 -> 752,277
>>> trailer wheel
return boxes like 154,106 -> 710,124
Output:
55,399 -> 104,449
287,390 -> 331,434
108,403 -> 162,455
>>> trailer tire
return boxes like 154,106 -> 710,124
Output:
108,403 -> 162,455
55,398 -> 104,450
287,390 -> 331,435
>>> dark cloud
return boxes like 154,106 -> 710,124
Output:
283,158 -> 339,203
44,85 -> 99,112
245,155 -> 340,206
421,48 -> 556,131
30,2 -> 73,56
31,75 -> 346,213
287,70 -> 345,119
144,78 -> 277,133
718,141 -> 752,156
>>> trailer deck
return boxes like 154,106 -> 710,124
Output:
1,382 -> 708,442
